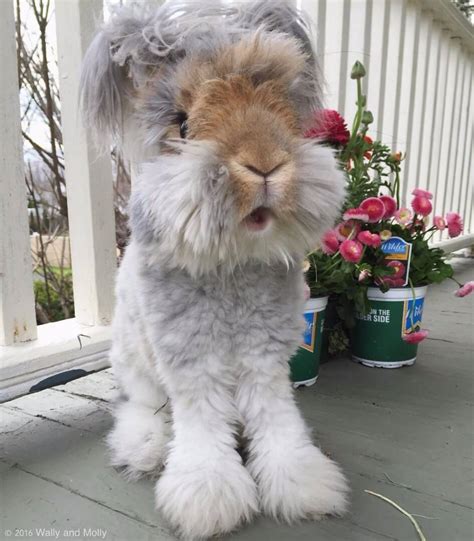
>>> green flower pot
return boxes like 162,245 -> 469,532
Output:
351,286 -> 427,368
290,297 -> 328,388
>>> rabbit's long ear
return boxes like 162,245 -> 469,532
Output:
79,6 -> 160,143
239,0 -> 315,61
239,0 -> 323,115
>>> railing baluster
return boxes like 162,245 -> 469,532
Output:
443,40 -> 464,219
343,0 -> 371,123
406,9 -> 433,198
55,0 -> 117,327
322,0 -> 346,112
379,0 -> 406,150
453,51 -> 471,216
397,1 -> 421,203
366,0 -> 390,141
431,31 -> 458,227
0,0 -> 37,346
459,70 -> 473,232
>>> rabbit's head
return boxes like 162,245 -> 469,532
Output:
81,0 -> 345,275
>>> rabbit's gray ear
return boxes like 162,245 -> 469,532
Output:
79,30 -> 125,143
79,6 -> 158,143
239,0 -> 323,113
239,0 -> 315,61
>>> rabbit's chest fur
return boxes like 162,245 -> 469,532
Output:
114,241 -> 306,381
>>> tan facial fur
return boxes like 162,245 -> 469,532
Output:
172,34 -> 307,220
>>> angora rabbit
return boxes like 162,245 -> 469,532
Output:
80,0 -> 348,537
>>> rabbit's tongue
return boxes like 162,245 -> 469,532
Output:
244,206 -> 273,232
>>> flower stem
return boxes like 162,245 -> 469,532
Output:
350,78 -> 363,141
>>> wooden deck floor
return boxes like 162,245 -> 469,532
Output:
1,258 -> 473,541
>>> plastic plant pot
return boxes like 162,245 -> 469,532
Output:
290,296 -> 328,388
351,286 -> 428,368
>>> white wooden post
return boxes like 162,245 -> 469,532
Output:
322,0 -> 345,112
366,0 -> 391,141
416,17 -> 441,194
431,30 -> 457,221
404,9 -> 433,199
0,0 -> 37,346
451,50 -> 471,215
55,0 -> 117,326
343,0 -> 371,122
460,58 -> 473,231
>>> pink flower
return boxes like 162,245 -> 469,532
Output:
360,197 -> 386,223
446,212 -> 463,238
403,329 -> 429,344
412,188 -> 433,200
379,195 -> 397,219
387,260 -> 405,279
342,208 -> 370,221
304,109 -> 350,146
358,268 -> 371,282
335,220 -> 361,241
394,207 -> 413,226
321,229 -> 340,254
454,281 -> 474,298
411,196 -> 432,216
357,230 -> 381,248
380,229 -> 392,241
339,239 -> 363,263
433,216 -> 446,230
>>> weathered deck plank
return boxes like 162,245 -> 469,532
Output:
1,258 -> 473,541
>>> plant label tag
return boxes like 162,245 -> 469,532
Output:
402,297 -> 425,337
301,311 -> 317,353
380,236 -> 412,286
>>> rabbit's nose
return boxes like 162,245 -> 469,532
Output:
243,162 -> 285,181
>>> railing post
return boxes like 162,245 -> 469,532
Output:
0,0 -> 37,346
55,0 -> 117,327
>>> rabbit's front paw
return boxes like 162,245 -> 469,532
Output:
107,401 -> 171,479
155,454 -> 258,538
253,444 -> 349,521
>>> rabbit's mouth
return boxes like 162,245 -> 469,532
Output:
243,206 -> 273,232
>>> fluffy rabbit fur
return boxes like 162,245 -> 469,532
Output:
80,0 -> 348,538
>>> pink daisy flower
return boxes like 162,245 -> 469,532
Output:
394,207 -> 413,226
446,212 -> 463,238
412,188 -> 433,200
454,281 -> 474,298
321,229 -> 340,254
339,239 -> 363,263
378,195 -> 397,219
360,197 -> 386,223
433,216 -> 446,230
403,329 -> 429,344
411,196 -> 432,217
335,220 -> 361,241
357,230 -> 381,248
342,208 -> 370,221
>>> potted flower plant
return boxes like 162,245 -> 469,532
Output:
289,284 -> 329,388
303,61 -> 473,368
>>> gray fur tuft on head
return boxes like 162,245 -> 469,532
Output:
79,0 -> 322,145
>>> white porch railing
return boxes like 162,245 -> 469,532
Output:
1,0 -> 473,402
